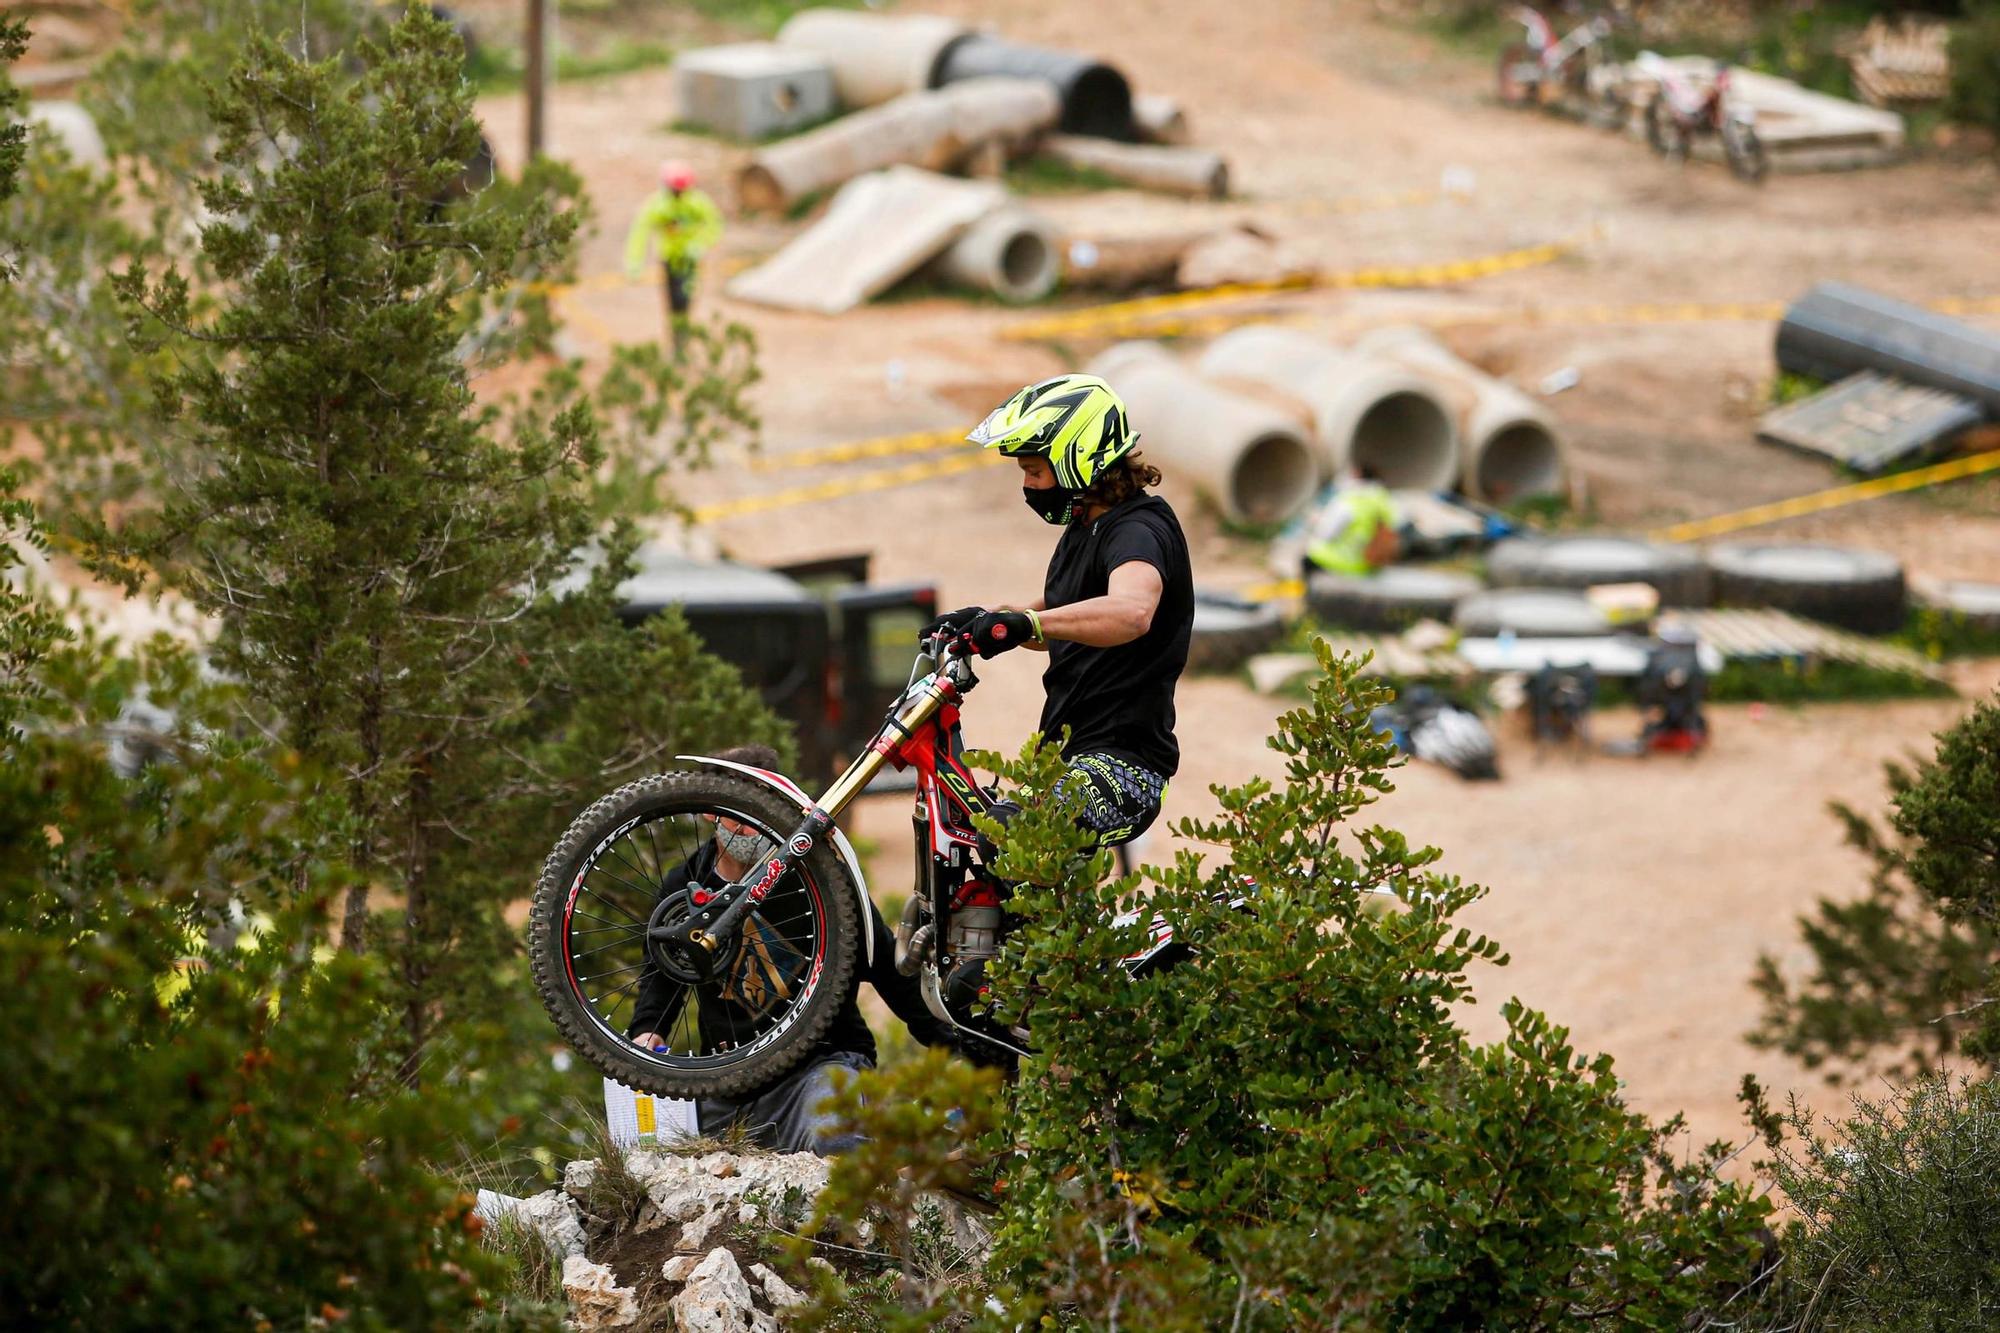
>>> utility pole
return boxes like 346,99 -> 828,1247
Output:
525,0 -> 547,159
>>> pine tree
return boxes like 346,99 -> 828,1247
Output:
102,6 -> 776,1084
0,476 -> 564,1329
1753,693 -> 2000,1075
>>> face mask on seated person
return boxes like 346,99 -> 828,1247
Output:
716,823 -> 772,869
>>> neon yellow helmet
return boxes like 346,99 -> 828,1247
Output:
968,374 -> 1138,490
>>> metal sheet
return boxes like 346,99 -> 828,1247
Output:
1759,371 -> 1983,474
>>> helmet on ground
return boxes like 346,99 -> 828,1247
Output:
968,373 -> 1138,489
660,160 -> 695,191
1411,706 -> 1499,781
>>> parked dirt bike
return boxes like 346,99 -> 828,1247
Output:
1496,6 -> 1618,117
1637,52 -> 1767,183
530,630 -> 1184,1098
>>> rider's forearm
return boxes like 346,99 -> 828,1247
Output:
1034,594 -> 1153,648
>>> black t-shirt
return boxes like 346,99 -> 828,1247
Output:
1039,494 -> 1193,776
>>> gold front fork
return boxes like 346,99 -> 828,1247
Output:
812,676 -> 950,822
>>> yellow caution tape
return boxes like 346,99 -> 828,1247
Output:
1002,229 -> 1596,343
1649,446 -> 2000,544
693,448 -> 1006,524
1242,576 -> 1306,602
748,427 -> 968,473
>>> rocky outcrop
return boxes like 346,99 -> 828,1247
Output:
623,1148 -> 832,1254
529,1148 -> 985,1331
563,1254 -> 643,1331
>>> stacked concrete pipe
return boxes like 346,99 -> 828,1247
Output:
1355,326 -> 1567,503
930,207 -> 1060,303
1088,342 -> 1319,525
1197,326 -> 1459,490
774,9 -> 971,109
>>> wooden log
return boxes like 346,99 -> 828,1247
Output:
1057,231 -> 1204,292
738,78 -> 1058,214
1040,134 -> 1227,199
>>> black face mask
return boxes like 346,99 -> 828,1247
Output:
1023,484 -> 1079,525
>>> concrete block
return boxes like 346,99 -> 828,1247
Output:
673,43 -> 836,142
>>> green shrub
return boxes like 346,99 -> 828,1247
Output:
1947,5 -> 2000,138
0,502 -> 562,1328
811,642 -> 1773,1329
1754,691 -> 2000,1074
1751,1070 -> 2000,1330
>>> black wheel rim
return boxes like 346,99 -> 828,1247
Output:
557,799 -> 831,1072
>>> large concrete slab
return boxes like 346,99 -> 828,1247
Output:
727,166 -> 1004,315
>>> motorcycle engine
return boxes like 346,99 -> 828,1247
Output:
942,876 -> 1004,1012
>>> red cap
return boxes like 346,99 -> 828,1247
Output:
660,160 -> 695,191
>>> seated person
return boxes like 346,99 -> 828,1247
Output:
627,744 -> 952,1155
1302,464 -> 1401,578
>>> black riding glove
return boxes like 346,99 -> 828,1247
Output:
961,609 -> 1036,658
920,606 -> 985,644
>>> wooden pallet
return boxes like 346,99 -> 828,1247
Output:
1678,608 -> 1946,680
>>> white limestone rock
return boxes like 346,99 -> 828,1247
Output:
669,1247 -> 759,1333
625,1151 -> 830,1253
748,1262 -> 808,1311
515,1189 -> 588,1261
562,1254 -> 640,1331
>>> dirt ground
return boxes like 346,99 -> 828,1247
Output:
452,0 -> 2000,1148
16,0 -> 1995,1155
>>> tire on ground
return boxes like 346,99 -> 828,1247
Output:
529,769 -> 861,1100
1453,588 -> 1614,638
1485,535 -> 1712,606
1912,578 -> 2000,635
1306,566 -> 1483,631
1186,589 -> 1286,673
1706,543 -> 1907,635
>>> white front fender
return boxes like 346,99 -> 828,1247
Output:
675,755 -> 875,966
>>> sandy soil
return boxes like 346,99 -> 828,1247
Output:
453,0 -> 2000,1147
30,0 -> 1992,1148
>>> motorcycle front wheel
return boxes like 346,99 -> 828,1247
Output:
1496,44 -> 1539,106
1645,98 -> 1690,159
529,770 -> 861,1099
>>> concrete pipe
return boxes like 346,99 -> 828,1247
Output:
1089,341 -> 1319,525
775,9 -> 970,110
1354,326 -> 1566,503
931,207 -> 1059,303
1198,326 -> 1459,490
930,32 -> 1134,139
738,78 -> 1058,213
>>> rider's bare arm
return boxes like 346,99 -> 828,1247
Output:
1032,561 -> 1162,648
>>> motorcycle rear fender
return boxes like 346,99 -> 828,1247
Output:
676,754 -> 874,965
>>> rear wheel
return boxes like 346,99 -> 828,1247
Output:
529,770 -> 861,1099
1723,118 -> 1767,183
1496,44 -> 1540,106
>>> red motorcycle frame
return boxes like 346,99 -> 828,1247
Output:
1636,52 -> 1767,183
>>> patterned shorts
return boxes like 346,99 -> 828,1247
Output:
1053,752 -> 1168,848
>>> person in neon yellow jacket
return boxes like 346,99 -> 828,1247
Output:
624,159 -> 723,353
1303,464 -> 1402,577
